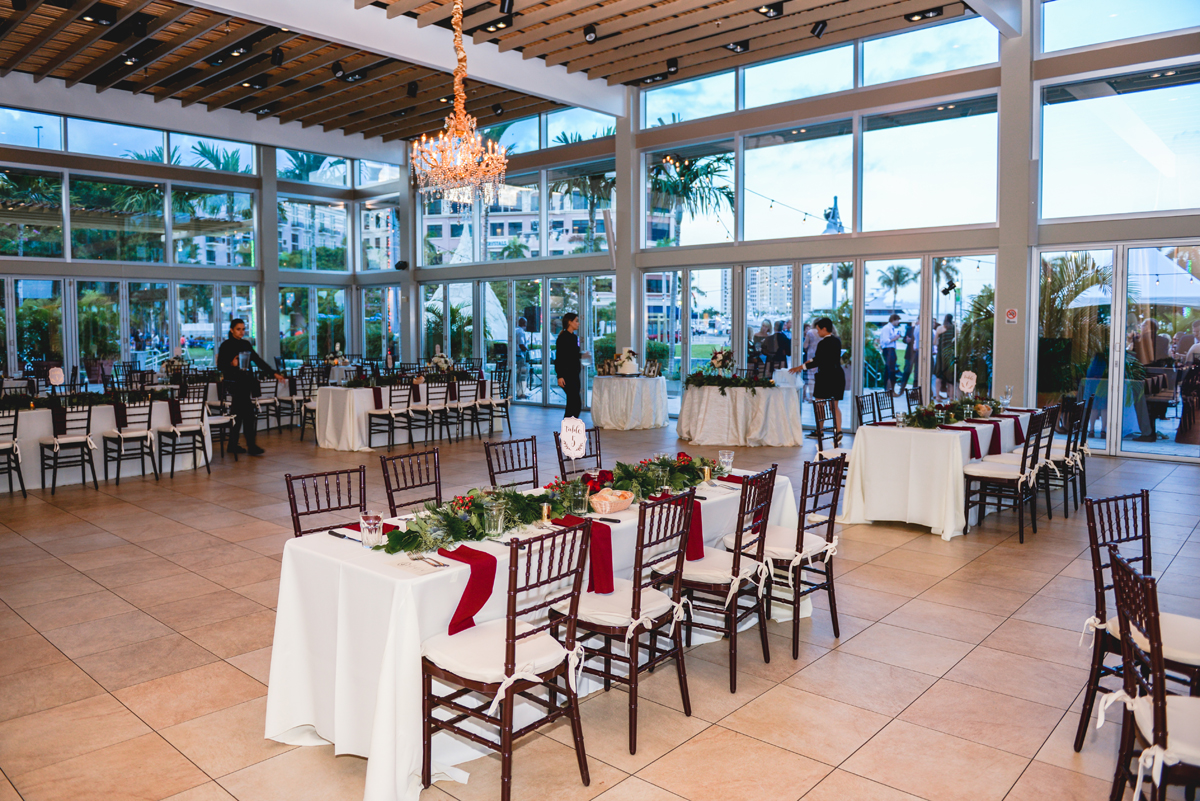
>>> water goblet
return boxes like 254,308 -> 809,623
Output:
718,450 -> 735,474
483,505 -> 506,537
359,510 -> 384,549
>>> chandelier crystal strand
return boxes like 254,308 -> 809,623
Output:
411,0 -> 507,203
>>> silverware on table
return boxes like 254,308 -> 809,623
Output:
329,531 -> 361,543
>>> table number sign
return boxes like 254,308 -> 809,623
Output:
560,417 -> 587,459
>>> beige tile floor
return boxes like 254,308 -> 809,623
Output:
1,407 -> 1197,801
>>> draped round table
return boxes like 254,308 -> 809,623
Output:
676,385 -> 805,447
590,376 -> 669,429
315,383 -> 494,452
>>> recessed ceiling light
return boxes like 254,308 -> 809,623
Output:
242,82 -> 251,87
800,128 -> 805,132
123,54 -> 137,65
791,130 -> 797,134
1151,73 -> 1162,78
947,104 -> 955,108
937,106 -> 944,110
1165,70 -> 1177,76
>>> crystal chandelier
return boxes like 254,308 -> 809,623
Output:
411,0 -> 507,203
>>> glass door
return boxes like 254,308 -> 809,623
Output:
745,265 -> 793,373
689,269 -> 732,379
928,255 -> 997,400
421,284 -> 443,362
484,280 -> 512,378
77,280 -> 121,386
863,258 -> 922,405
801,263 -> 853,430
177,284 -> 217,367
220,285 -> 257,347
315,287 -> 346,358
15,278 -> 63,371
514,279 -> 543,402
1037,249 -> 1113,452
585,275 -> 616,407
279,286 -> 311,367
645,271 -> 683,414
446,282 -> 475,362
547,277 -> 581,407
129,282 -> 169,370
1119,245 -> 1199,458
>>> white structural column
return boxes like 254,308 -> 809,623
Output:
992,1 -> 1034,402
970,0 -> 1022,39
614,87 -> 638,353
259,145 -> 282,361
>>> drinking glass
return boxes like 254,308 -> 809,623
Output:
360,511 -> 384,549
483,505 -> 506,536
1001,385 -> 1013,410
718,450 -> 735,473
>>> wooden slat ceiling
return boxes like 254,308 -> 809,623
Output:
370,0 -> 957,87
0,0 -> 560,142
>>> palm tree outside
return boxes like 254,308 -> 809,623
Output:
878,264 -> 916,314
822,262 -> 854,310
548,130 -> 616,254
648,151 -> 735,246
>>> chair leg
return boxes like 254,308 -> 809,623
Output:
1074,632 -> 1107,752
1044,472 -> 1053,521
826,561 -> 841,640
499,687 -> 515,801
12,453 -> 26,498
1109,710 -> 1135,801
628,638 -> 639,755
103,443 -> 110,482
421,666 -> 433,789
758,583 -> 771,665
1030,482 -> 1039,534
673,624 -> 691,717
567,679 -> 590,787
603,635 -> 612,692
1016,486 -> 1025,544
727,598 -> 738,693
199,434 -> 211,474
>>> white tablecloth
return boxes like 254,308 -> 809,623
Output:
316,384 -> 494,453
265,471 -> 802,801
329,365 -> 355,384
676,386 -> 805,447
591,376 -> 668,430
841,413 -> 1032,540
9,401 -> 213,490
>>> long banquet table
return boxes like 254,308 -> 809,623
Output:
265,470 -> 802,801
676,385 -> 805,447
840,411 -> 1033,540
8,400 -> 213,490
315,382 -> 494,452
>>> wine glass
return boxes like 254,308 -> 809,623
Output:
1001,385 -> 1013,410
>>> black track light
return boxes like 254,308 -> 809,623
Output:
941,280 -> 957,296
407,81 -> 418,98
11,0 -> 27,11
666,57 -> 678,74
270,46 -> 284,67
905,6 -> 943,22
343,70 -> 367,82
499,0 -> 514,13
724,40 -> 749,53
492,103 -> 504,116
485,14 -> 512,32
122,53 -> 138,66
583,23 -> 598,43
810,19 -> 827,38
754,2 -> 783,18
230,45 -> 247,57
330,61 -> 345,78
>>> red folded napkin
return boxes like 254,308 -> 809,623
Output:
718,474 -> 743,484
939,425 -> 982,459
342,522 -> 400,535
997,413 -> 1025,444
869,421 -> 898,426
553,515 -> 613,594
372,386 -> 383,409
437,544 -> 496,635
651,494 -> 705,561
966,419 -> 1003,455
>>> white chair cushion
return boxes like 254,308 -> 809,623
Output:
40,435 -> 90,446
253,398 -> 277,406
421,618 -> 567,683
963,461 -> 1026,480
981,452 -> 1026,465
551,578 -> 674,628
103,428 -> 152,439
722,523 -> 832,562
817,447 -> 852,461
652,545 -> 762,585
1133,695 -> 1200,768
477,397 -> 507,406
304,401 -> 317,411
1106,613 -> 1200,667
0,439 -> 15,450
206,416 -> 231,426
158,425 -> 204,434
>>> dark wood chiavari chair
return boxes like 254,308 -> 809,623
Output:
1072,490 -> 1200,753
873,390 -> 897,421
811,398 -> 850,486
1106,548 -> 1200,801
367,381 -> 415,451
672,465 -> 776,693
253,372 -> 282,431
853,392 -> 878,427
0,408 -> 26,498
38,403 -> 98,494
906,385 -> 923,410
284,466 -> 367,538
446,378 -> 482,441
477,368 -> 513,435
554,427 -> 602,480
157,399 -> 211,478
408,377 -> 453,443
421,522 -> 593,801
485,436 -> 539,490
963,409 -> 1045,542
379,449 -> 442,518
551,490 -> 694,754
101,398 -> 158,484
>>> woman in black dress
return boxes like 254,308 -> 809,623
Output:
790,317 -> 845,430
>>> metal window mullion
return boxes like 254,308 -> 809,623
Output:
734,133 -> 744,243
852,114 -> 862,234
919,254 -> 933,396
540,168 -> 549,259
163,180 -> 174,266
119,280 -> 130,363
64,277 -> 77,376
62,168 -> 73,262
1107,245 -> 1128,457
850,258 -> 865,432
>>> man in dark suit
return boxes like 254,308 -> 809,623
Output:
217,319 -> 284,456
554,312 -> 587,419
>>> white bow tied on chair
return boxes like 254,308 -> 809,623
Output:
722,562 -> 773,609
624,597 -> 691,650
485,642 -> 585,718
1078,614 -> 1104,647
784,536 -> 839,591
1095,691 -> 1178,800
52,435 -> 95,453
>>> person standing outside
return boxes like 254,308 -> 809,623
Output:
555,312 -> 587,419
217,319 -> 284,456
897,320 -> 918,395
514,316 -> 530,399
878,314 -> 902,393
790,317 -> 845,432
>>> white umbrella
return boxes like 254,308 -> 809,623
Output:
1068,249 -> 1200,308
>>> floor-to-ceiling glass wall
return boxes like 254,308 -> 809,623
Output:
1037,249 -> 1113,452
220,285 -> 257,347
15,278 -> 63,369
929,255 -> 997,401
484,280 -> 511,378
446,282 -> 475,362
1120,245 -> 1199,458
586,275 -> 616,406
745,265 -> 793,373
547,277 -> 581,407
800,262 -> 852,430
279,285 -> 310,366
129,282 -> 169,369
422,284 -> 443,362
863,258 -> 922,408
363,287 -> 385,362
0,285 -> 6,376
515,279 -> 543,402
690,268 -> 732,377
77,280 -> 121,385
177,283 -> 216,366
645,271 -> 683,413
315,287 -> 346,358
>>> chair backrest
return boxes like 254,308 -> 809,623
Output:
422,379 -> 450,408
854,393 -> 877,426
489,368 -> 511,401
1108,547 -> 1168,752
284,466 -> 368,537
1058,399 -> 1086,460
485,436 -> 539,489
795,454 -> 844,551
1084,489 -> 1152,625
459,357 -> 483,372
183,382 -> 208,403
456,380 -> 479,405
119,400 -> 154,432
1015,409 -> 1046,474
177,400 -> 206,427
0,408 -> 18,441
554,427 -> 602,479
906,386 -> 923,409
631,489 -> 694,618
728,465 -> 777,577
258,378 -> 280,400
56,405 -> 92,436
380,449 -> 442,517
874,390 -> 896,421
1037,403 -> 1060,460
504,521 -> 591,677
812,398 -> 838,452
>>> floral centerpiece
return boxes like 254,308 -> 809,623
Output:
159,356 -> 186,376
610,452 -> 726,497
683,371 -> 775,396
324,343 -> 343,367
376,487 -> 566,554
427,353 -> 453,373
903,404 -> 962,429
708,349 -> 735,374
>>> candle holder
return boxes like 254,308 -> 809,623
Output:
541,503 -> 552,524
703,465 -> 712,482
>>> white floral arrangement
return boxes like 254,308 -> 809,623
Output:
325,342 -> 343,366
160,356 -> 186,375
428,353 -> 453,373
709,349 -> 735,372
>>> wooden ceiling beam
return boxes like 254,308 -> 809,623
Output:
385,0 -> 432,19
303,67 -> 442,128
205,45 -> 354,110
179,38 -> 324,107
129,21 -> 263,94
602,0 -> 955,83
274,60 -> 415,122
250,55 -> 393,117
382,97 -> 557,141
0,0 -> 47,44
500,0 -> 694,55
464,0 -> 570,38
418,0 -> 495,28
79,9 -> 217,89
471,0 -> 600,44
345,81 -> 514,136
153,29 -> 297,101
31,0 -> 156,81
1,0 -> 105,76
